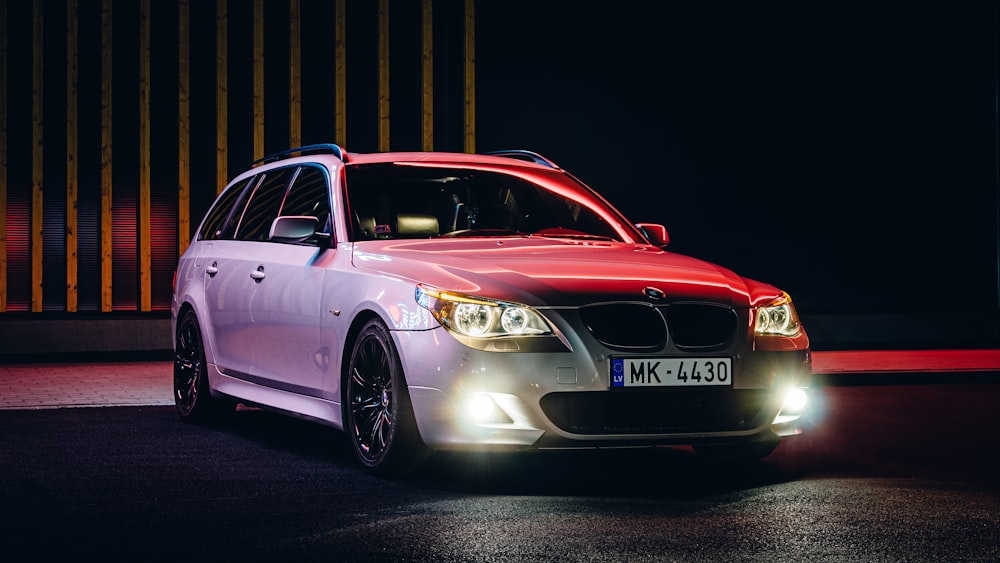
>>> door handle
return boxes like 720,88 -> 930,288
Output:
250,266 -> 266,282
206,262 -> 219,276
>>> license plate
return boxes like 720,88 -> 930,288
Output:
610,357 -> 732,388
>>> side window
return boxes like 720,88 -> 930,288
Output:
198,176 -> 256,241
234,166 -> 296,241
279,165 -> 332,236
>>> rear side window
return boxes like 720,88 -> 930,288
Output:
235,167 -> 296,241
198,176 -> 256,241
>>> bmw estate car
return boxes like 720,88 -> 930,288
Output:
171,144 -> 812,474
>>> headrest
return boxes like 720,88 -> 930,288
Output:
357,215 -> 376,239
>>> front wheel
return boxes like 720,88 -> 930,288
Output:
345,319 -> 426,475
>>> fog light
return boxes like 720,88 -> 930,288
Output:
462,393 -> 498,422
782,387 -> 808,414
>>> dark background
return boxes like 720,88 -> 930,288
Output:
472,2 -> 999,319
2,1 -> 999,349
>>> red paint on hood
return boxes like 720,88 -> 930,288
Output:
351,237 -> 780,308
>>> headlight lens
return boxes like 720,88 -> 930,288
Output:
754,292 -> 801,337
416,284 -> 551,338
455,303 -> 493,336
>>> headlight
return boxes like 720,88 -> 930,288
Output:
754,292 -> 801,337
415,284 -> 552,338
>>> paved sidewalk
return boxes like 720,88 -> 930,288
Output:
0,361 -> 173,410
1,350 -> 999,410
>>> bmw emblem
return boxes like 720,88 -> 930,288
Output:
644,286 -> 666,301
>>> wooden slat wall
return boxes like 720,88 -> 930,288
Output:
289,0 -> 301,149
422,0 -> 433,151
253,0 -> 264,161
1,0 -> 8,313
139,0 -> 151,311
464,0 -> 476,154
178,0 -> 190,256
100,0 -> 113,312
67,0 -> 79,311
0,0 -> 478,315
335,0 -> 346,146
31,0 -> 44,312
217,0 -> 228,194
378,0 -> 389,152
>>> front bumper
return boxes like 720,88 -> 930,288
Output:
393,326 -> 812,451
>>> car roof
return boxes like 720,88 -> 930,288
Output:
251,144 -> 562,172
345,151 -> 558,169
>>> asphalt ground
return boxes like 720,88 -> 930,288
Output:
2,350 -> 1000,561
1,381 -> 999,561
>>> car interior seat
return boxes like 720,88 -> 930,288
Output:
394,214 -> 439,238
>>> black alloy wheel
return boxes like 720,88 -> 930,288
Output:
174,310 -> 228,421
346,319 -> 425,474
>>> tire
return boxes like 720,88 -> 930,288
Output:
173,310 -> 231,422
694,439 -> 780,462
345,319 -> 426,475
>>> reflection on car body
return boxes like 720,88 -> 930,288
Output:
171,145 -> 812,474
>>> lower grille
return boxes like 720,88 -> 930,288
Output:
539,390 -> 774,435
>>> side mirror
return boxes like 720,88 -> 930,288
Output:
635,223 -> 669,247
270,216 -> 320,244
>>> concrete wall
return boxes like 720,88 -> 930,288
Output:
0,316 -> 173,359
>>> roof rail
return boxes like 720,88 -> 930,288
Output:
252,144 -> 348,167
483,150 -> 560,169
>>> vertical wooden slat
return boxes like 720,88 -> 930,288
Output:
31,0 -> 44,312
378,0 -> 389,152
139,0 -> 151,311
464,0 -> 475,154
0,0 -> 8,312
101,0 -> 113,311
253,0 -> 264,160
422,0 -> 433,152
67,0 -> 79,312
216,0 -> 228,194
334,0 -> 346,146
289,0 -> 301,148
178,0 -> 190,255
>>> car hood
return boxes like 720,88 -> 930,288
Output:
350,237 -> 760,308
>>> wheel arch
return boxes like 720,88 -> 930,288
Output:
175,302 -> 197,328
340,309 -> 391,403
339,308 -> 428,473
173,299 -> 220,369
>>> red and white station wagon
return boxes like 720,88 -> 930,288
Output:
172,145 -> 812,474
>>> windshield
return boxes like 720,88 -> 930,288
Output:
345,163 -> 626,241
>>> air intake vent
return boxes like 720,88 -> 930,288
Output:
580,304 -> 667,350
665,303 -> 738,348
540,390 -> 772,435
